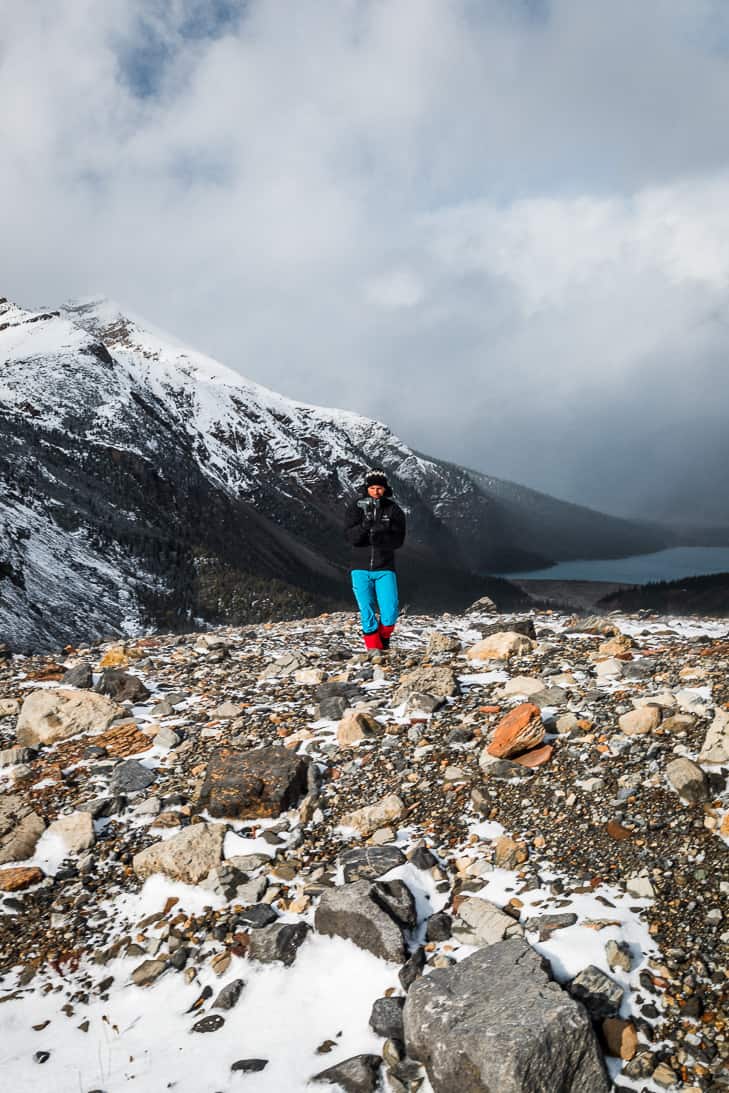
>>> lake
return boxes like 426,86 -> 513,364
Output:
498,546 -> 729,586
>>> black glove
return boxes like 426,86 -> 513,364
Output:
357,498 -> 376,525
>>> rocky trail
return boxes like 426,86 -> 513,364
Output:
0,605 -> 727,1092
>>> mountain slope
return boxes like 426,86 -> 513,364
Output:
0,295 -> 670,651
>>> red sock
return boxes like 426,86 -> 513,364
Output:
363,630 -> 383,650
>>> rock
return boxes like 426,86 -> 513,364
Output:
213,701 -> 244,719
341,794 -> 406,838
191,1014 -> 225,1033
454,897 -> 523,945
0,699 -> 20,717
425,912 -> 452,942
404,692 -> 445,714
661,713 -> 695,733
403,939 -> 609,1093
45,811 -> 95,854
336,710 -> 381,747
426,632 -> 461,656
399,945 -> 426,990
494,836 -> 528,869
0,865 -> 44,891
487,704 -> 544,759
495,676 -> 545,698
481,618 -> 537,640
131,959 -> 167,987
597,634 -> 633,657
372,879 -> 417,928
248,921 -> 310,966
213,979 -> 245,1010
236,904 -> 278,929
99,646 -> 129,668
665,757 -> 709,804
466,632 -> 535,661
618,706 -> 662,736
195,746 -> 309,819
95,669 -> 150,703
110,759 -> 156,794
595,658 -> 623,679
311,1054 -> 382,1092
632,691 -> 675,710
200,863 -> 248,900
699,707 -> 729,765
524,913 -> 578,941
231,1059 -> 268,1073
0,746 -> 36,767
61,661 -> 93,688
555,712 -> 580,734
369,996 -> 405,1039
260,652 -> 306,679
476,757 -> 532,781
315,879 -> 407,962
568,965 -> 623,1020
466,596 -> 498,614
605,939 -> 632,973
0,794 -> 46,865
675,688 -> 710,716
512,744 -> 553,768
318,695 -> 349,721
294,667 -> 325,685
626,872 -> 655,899
652,1062 -> 679,1088
393,666 -> 459,705
602,1017 -> 638,1060
339,845 -> 406,882
133,822 -> 226,884
16,688 -> 122,747
152,727 -> 180,750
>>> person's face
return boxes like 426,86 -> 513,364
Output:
367,484 -> 385,499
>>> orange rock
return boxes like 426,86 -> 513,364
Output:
720,813 -> 729,838
479,705 -> 501,714
95,722 -> 153,758
99,647 -> 128,669
602,1017 -> 638,1060
0,866 -> 44,891
513,744 -> 553,768
606,820 -> 633,840
487,703 -> 544,759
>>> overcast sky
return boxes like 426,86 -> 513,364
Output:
3,0 -> 729,523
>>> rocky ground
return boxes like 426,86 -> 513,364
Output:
0,605 -> 727,1092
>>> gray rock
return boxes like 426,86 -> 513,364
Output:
399,946 -> 426,991
0,746 -> 36,768
372,879 -> 417,929
315,880 -> 407,962
61,660 -> 93,689
0,794 -> 46,865
318,695 -> 349,721
110,759 -> 156,794
426,632 -> 462,656
481,618 -> 537,640
699,707 -> 729,765
403,939 -> 609,1093
605,939 -> 632,973
369,996 -> 405,1040
152,727 -> 181,750
131,959 -> 167,986
665,757 -> 710,804
425,912 -> 452,942
200,863 -> 248,900
393,666 -> 460,706
236,904 -> 278,929
568,965 -> 624,1020
94,669 -> 150,704
16,688 -> 121,747
453,897 -> 523,945
235,876 -> 268,905
213,978 -> 245,1010
248,921 -> 310,966
404,692 -> 446,714
524,913 -> 578,941
340,845 -> 406,882
312,1054 -> 382,1092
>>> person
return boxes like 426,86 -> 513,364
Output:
344,468 -> 406,650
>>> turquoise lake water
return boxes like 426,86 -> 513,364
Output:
499,546 -> 729,585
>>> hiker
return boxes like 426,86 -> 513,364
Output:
344,468 -> 406,650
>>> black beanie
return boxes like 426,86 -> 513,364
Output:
365,468 -> 389,489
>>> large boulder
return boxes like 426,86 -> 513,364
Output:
466,632 -> 535,661
132,822 -> 226,884
16,688 -> 122,747
0,793 -> 46,865
486,704 -> 544,759
315,879 -> 408,962
195,746 -> 309,819
699,708 -> 729,765
403,939 -> 609,1093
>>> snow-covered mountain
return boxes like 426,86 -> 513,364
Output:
0,295 -> 670,651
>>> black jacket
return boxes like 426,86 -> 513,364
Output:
344,492 -> 406,572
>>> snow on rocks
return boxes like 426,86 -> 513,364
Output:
1,607 -> 728,1091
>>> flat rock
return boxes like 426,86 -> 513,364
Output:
133,822 -> 226,884
453,897 -> 523,945
495,675 -> 545,697
512,743 -> 553,767
339,845 -> 406,882
0,865 -> 44,891
131,959 -> 167,987
426,632 -> 462,655
341,794 -> 406,838
196,746 -> 309,819
95,669 -> 150,704
487,703 -> 544,759
404,939 -> 609,1093
466,631 -> 536,661
393,666 -> 459,705
315,879 -> 407,963
311,1054 -> 382,1092
110,759 -> 156,794
0,794 -> 46,865
16,688 -> 122,747
619,706 -> 662,735
248,921 -> 310,966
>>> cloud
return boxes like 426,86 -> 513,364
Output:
3,0 -> 729,522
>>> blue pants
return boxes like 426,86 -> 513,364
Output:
351,569 -> 399,634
